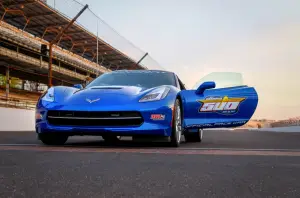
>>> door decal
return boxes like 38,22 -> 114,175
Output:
197,96 -> 246,115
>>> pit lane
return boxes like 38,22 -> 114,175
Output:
0,129 -> 300,197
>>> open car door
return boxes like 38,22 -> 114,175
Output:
179,72 -> 258,129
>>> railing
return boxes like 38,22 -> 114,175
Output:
0,96 -> 37,110
0,21 -> 110,74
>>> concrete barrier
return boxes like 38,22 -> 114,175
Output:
0,106 -> 299,133
0,107 -> 35,131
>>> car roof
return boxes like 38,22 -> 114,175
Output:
110,70 -> 186,88
98,69 -> 187,89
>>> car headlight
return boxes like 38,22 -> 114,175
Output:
42,87 -> 55,102
139,87 -> 170,102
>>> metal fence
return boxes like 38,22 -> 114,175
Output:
44,0 -> 164,70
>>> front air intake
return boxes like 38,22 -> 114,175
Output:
46,111 -> 143,127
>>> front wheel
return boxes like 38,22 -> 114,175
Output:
38,134 -> 68,145
170,99 -> 183,147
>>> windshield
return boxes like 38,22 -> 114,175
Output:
86,70 -> 176,89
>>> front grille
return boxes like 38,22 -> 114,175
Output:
47,110 -> 143,127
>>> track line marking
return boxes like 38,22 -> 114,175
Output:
0,145 -> 300,156
0,144 -> 40,146
178,147 -> 300,152
1,144 -> 300,152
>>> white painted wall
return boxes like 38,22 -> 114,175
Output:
0,107 -> 299,132
0,107 -> 35,131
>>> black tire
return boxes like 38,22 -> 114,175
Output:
170,99 -> 183,147
38,134 -> 68,145
102,135 -> 121,143
184,129 -> 203,142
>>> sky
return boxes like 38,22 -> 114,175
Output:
48,0 -> 300,120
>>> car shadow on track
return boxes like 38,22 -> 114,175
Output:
63,141 -> 189,148
49,136 -> 198,149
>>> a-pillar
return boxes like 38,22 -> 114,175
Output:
5,67 -> 9,99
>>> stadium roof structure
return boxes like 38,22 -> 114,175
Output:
0,0 -> 145,71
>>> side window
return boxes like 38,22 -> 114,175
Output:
174,75 -> 180,89
192,72 -> 244,89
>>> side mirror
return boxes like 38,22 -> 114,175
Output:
195,81 -> 216,95
73,84 -> 83,89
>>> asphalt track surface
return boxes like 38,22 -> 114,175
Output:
0,129 -> 300,198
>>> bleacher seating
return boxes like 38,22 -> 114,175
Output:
0,88 -> 40,101
0,88 -> 39,110
0,21 -> 109,75
270,118 -> 300,127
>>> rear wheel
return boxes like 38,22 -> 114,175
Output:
38,134 -> 68,145
102,135 -> 121,143
184,129 -> 203,142
170,99 -> 183,147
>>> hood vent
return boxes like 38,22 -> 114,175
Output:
90,86 -> 123,90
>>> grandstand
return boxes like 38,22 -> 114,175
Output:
0,0 -> 147,109
270,117 -> 300,128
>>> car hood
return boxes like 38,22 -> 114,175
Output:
59,85 -> 150,105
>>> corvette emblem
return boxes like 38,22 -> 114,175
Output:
86,98 -> 100,103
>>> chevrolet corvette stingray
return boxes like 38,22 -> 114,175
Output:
35,70 -> 258,147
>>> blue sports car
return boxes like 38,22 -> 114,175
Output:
35,70 -> 258,147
